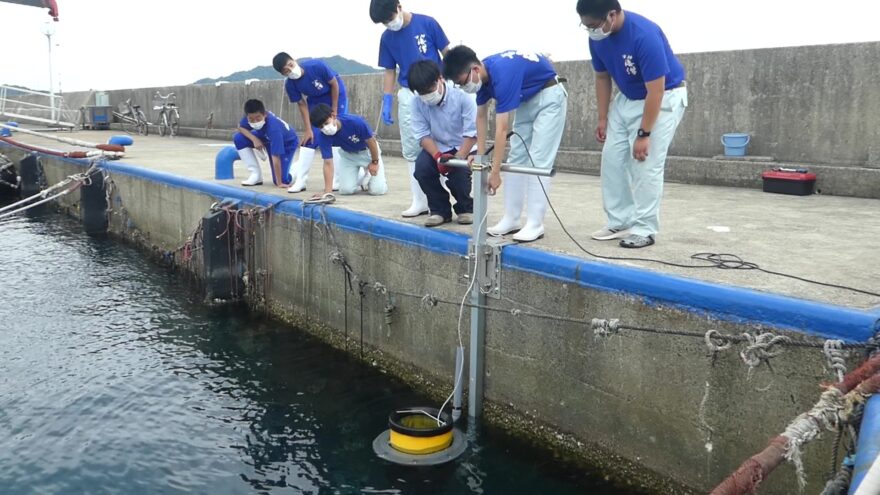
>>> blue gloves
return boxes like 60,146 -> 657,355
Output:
381,93 -> 394,126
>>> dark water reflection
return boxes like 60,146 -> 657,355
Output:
0,212 -> 639,494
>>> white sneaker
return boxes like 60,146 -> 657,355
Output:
591,227 -> 631,241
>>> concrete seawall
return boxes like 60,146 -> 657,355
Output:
4,142 -> 878,493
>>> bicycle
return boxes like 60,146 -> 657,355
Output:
117,98 -> 149,136
153,91 -> 180,137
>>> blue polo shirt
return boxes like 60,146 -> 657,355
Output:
378,13 -> 450,88
475,51 -> 557,114
588,11 -> 685,100
314,114 -> 373,159
238,111 -> 298,157
284,59 -> 348,111
412,81 -> 477,152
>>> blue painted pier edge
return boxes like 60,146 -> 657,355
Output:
9,144 -> 873,344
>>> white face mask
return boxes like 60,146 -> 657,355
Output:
250,120 -> 265,130
321,122 -> 338,136
419,82 -> 444,105
287,64 -> 303,80
587,14 -> 614,41
384,9 -> 404,31
461,70 -> 482,95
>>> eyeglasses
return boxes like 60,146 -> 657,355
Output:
579,13 -> 611,31
453,66 -> 476,87
579,20 -> 604,31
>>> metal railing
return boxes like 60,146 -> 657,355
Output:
0,85 -> 76,128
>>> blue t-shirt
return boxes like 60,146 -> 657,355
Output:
314,114 -> 373,159
378,13 -> 450,88
239,111 -> 299,157
475,51 -> 557,113
588,11 -> 685,100
284,59 -> 348,110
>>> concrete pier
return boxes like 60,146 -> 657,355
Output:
2,128 -> 878,493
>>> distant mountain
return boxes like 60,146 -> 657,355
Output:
194,56 -> 381,84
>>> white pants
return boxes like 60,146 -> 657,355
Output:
601,87 -> 687,237
337,148 -> 388,196
397,87 -> 420,162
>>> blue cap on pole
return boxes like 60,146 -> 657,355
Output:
108,135 -> 134,147
0,122 -> 19,137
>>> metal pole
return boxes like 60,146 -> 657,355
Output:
442,157 -> 553,421
47,32 -> 55,123
468,162 -> 488,419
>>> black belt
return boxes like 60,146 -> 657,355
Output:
542,76 -> 567,89
671,80 -> 686,89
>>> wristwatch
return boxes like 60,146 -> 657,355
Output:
637,128 -> 651,138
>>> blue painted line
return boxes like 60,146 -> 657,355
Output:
3,142 -> 877,342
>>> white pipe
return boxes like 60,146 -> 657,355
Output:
452,346 -> 464,423
0,123 -> 104,149
854,455 -> 880,495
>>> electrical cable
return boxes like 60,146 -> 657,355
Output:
507,131 -> 880,299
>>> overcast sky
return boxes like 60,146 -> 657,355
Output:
1,0 -> 879,93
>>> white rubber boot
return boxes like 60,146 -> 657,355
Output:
401,161 -> 428,217
513,176 -> 551,242
487,173 -> 525,236
288,147 -> 315,193
238,148 -> 263,186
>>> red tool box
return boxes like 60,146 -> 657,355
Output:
761,168 -> 817,196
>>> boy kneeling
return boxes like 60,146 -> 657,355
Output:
233,99 -> 298,187
308,104 -> 387,198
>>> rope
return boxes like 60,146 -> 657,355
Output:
420,294 -> 439,311
821,457 -> 854,495
705,329 -> 734,354
825,340 -> 848,382
591,318 -> 620,337
740,332 -> 791,370
0,181 -> 82,220
711,354 -> 880,494
783,387 -> 845,490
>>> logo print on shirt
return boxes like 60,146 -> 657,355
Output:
623,54 -> 637,76
500,50 -> 540,62
415,34 -> 428,55
348,134 -> 360,144
312,80 -> 324,91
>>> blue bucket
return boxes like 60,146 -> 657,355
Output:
721,133 -> 750,156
